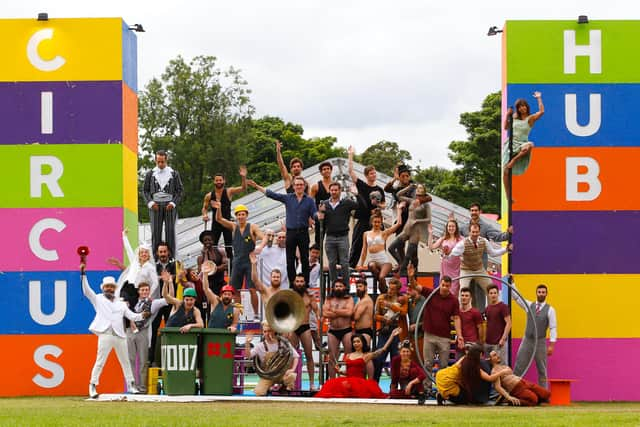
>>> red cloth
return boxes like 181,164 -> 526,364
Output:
420,287 -> 459,338
484,302 -> 509,345
510,378 -> 551,406
389,356 -> 426,398
316,356 -> 387,399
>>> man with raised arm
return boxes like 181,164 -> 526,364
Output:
250,252 -> 283,308
201,166 -> 248,263
275,139 -> 308,193
81,263 -> 149,398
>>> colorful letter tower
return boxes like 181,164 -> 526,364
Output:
504,20 -> 640,401
0,18 -> 139,395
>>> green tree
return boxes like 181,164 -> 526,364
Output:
137,55 -> 254,221
356,140 -> 412,176
446,91 -> 501,213
246,116 -> 347,186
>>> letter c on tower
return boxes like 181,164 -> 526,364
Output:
27,28 -> 66,72
29,218 -> 66,261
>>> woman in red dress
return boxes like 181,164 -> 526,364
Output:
316,328 -> 401,398
389,340 -> 427,401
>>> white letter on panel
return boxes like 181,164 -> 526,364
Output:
28,218 -> 66,261
26,29 -> 66,72
30,156 -> 64,198
564,30 -> 601,74
565,93 -> 601,137
29,280 -> 67,325
566,157 -> 602,201
32,345 -> 64,388
41,92 -> 53,134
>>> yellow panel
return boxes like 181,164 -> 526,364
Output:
510,274 -> 640,339
0,18 -> 122,81
123,145 -> 138,213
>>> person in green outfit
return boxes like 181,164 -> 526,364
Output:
503,91 -> 544,199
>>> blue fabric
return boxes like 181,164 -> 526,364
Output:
266,190 -> 317,229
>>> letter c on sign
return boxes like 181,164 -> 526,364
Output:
29,218 -> 66,261
27,28 -> 66,72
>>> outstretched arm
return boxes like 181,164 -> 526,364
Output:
348,146 -> 358,183
212,200 -> 235,230
275,140 -> 291,187
227,165 -> 248,197
529,92 -> 544,125
364,328 -> 401,362
161,271 -> 180,306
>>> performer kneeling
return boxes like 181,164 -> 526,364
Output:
389,340 -> 427,402
245,322 -> 299,396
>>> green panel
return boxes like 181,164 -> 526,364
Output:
0,144 -> 123,208
200,328 -> 235,395
123,208 -> 139,265
506,20 -> 640,83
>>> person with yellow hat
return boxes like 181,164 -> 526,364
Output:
211,200 -> 264,319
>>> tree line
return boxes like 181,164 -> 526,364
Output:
138,55 -> 501,222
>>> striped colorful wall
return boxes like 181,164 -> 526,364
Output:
503,20 -> 640,401
0,17 -> 138,396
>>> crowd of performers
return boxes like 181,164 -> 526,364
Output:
80,94 -> 556,404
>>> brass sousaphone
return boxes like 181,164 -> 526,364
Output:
253,289 -> 306,380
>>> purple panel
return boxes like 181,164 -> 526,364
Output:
0,81 -> 122,145
512,210 -> 640,274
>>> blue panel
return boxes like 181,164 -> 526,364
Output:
121,19 -> 138,93
506,83 -> 640,147
0,270 -> 125,334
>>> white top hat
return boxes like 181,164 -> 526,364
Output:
100,276 -> 117,289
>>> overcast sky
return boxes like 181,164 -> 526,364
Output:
3,1 -> 634,169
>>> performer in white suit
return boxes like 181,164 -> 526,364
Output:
81,263 -> 149,398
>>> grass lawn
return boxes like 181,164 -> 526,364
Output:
0,398 -> 639,426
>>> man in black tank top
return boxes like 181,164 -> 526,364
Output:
201,166 -> 248,263
275,139 -> 308,194
309,161 -> 333,246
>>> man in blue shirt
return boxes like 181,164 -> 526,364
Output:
249,176 -> 317,285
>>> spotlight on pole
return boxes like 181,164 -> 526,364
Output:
37,12 -> 48,21
578,15 -> 589,24
128,24 -> 145,32
487,26 -> 503,36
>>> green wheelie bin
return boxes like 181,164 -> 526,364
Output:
200,328 -> 236,395
160,327 -> 199,395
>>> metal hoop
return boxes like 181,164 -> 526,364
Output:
413,273 -> 538,386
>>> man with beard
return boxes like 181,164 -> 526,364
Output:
511,280 -> 557,389
255,230 -> 289,289
212,200 -> 264,318
81,264 -> 149,398
203,262 -> 239,332
149,241 -> 176,367
201,166 -> 247,263
289,274 -> 320,391
197,230 -> 228,296
347,146 -> 385,268
143,150 -> 183,257
322,279 -> 355,378
275,139 -> 308,193
353,278 -> 374,346
250,252 -> 283,308
373,278 -> 408,382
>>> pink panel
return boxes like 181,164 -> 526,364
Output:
1,208 -> 123,271
512,338 -> 640,401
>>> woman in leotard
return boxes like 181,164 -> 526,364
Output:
502,91 -> 544,198
356,205 -> 403,293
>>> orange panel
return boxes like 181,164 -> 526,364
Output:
122,83 -> 138,154
512,147 -> 640,211
0,334 -> 127,396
